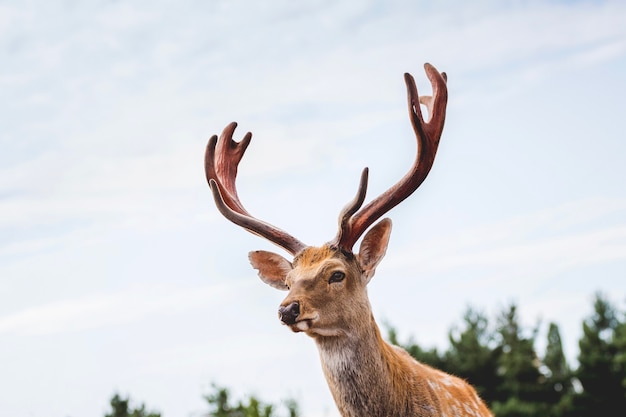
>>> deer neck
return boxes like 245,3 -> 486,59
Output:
314,313 -> 413,417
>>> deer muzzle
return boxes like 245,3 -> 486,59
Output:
278,302 -> 300,325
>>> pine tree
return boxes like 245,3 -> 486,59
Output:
542,322 -> 574,416
104,393 -> 161,417
614,315 -> 626,394
572,294 -> 626,417
492,304 -> 547,417
204,384 -> 298,417
445,307 -> 502,405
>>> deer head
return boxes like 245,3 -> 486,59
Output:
205,63 -> 447,339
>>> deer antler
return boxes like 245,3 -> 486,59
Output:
330,63 -> 448,251
205,122 -> 307,255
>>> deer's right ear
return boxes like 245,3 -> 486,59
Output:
249,250 -> 292,290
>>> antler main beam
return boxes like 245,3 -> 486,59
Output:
330,63 -> 448,251
205,122 -> 307,256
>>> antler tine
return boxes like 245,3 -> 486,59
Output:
205,122 -> 252,215
333,63 -> 448,251
205,122 -> 307,256
332,168 -> 369,250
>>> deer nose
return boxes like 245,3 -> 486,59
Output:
278,302 -> 300,325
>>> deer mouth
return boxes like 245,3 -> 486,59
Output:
285,312 -> 319,333
292,320 -> 312,332
286,313 -> 346,337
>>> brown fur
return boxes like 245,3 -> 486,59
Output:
250,219 -> 493,417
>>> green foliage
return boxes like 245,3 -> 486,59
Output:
493,304 -> 548,416
445,308 -> 502,404
571,293 -> 626,417
101,385 -> 298,417
543,322 -> 575,416
204,383 -> 299,417
387,296 -> 626,417
615,317 -> 626,390
105,393 -> 161,417
490,396 -> 542,417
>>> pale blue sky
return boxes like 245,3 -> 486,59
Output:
1,1 -> 625,416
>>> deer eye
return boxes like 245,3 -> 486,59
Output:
329,271 -> 345,284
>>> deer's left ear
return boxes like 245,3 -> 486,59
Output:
357,218 -> 392,284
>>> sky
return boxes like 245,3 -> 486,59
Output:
1,0 -> 625,416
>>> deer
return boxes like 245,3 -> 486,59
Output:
204,63 -> 492,417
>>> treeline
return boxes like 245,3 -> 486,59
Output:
101,293 -> 625,417
103,384 -> 299,417
387,293 -> 626,417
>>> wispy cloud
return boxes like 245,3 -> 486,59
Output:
0,282 -> 244,336
388,197 -> 626,280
